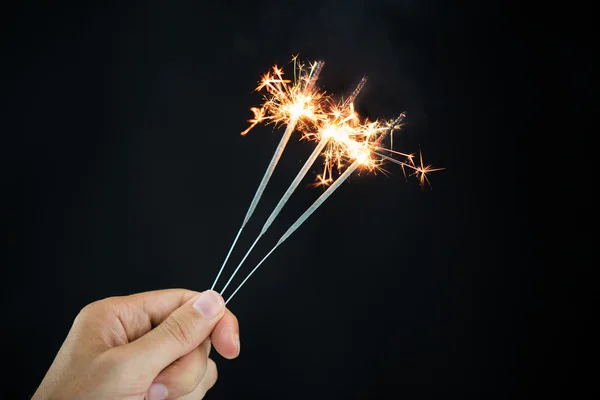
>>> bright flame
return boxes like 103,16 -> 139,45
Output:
242,56 -> 443,188
241,58 -> 328,136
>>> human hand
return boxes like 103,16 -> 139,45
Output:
32,289 -> 239,400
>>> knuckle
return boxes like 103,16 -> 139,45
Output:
76,301 -> 99,321
78,297 -> 118,317
160,313 -> 197,348
75,301 -> 103,324
75,297 -> 120,325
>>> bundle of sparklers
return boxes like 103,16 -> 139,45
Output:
211,56 -> 442,303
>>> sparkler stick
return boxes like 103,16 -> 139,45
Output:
225,159 -> 360,304
341,76 -> 367,108
224,114 -> 405,304
219,78 -> 368,296
211,61 -> 325,291
219,137 -> 328,296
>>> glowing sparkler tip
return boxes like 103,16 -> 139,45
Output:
240,56 -> 441,188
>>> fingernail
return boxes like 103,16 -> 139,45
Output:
147,383 -> 168,400
193,290 -> 223,318
234,333 -> 241,356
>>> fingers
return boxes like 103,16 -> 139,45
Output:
177,358 -> 218,400
109,289 -> 200,342
210,308 -> 240,359
147,341 -> 211,399
117,290 -> 226,377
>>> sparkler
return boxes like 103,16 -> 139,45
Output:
211,59 -> 326,291
211,55 -> 443,302
220,77 -> 368,296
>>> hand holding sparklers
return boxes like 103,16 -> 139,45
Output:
211,56 -> 443,304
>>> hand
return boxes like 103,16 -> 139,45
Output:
33,289 -> 240,400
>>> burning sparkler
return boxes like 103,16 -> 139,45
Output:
211,58 -> 326,291
212,55 -> 443,302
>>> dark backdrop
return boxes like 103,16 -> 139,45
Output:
1,0 -> 591,399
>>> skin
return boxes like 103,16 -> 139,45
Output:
32,289 -> 240,400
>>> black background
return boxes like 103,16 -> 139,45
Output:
1,0 -> 592,399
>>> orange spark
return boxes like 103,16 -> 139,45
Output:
241,56 -> 443,188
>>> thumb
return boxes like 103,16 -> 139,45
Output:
118,290 -> 225,376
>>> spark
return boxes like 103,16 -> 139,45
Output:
241,59 -> 328,136
413,147 -> 445,189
